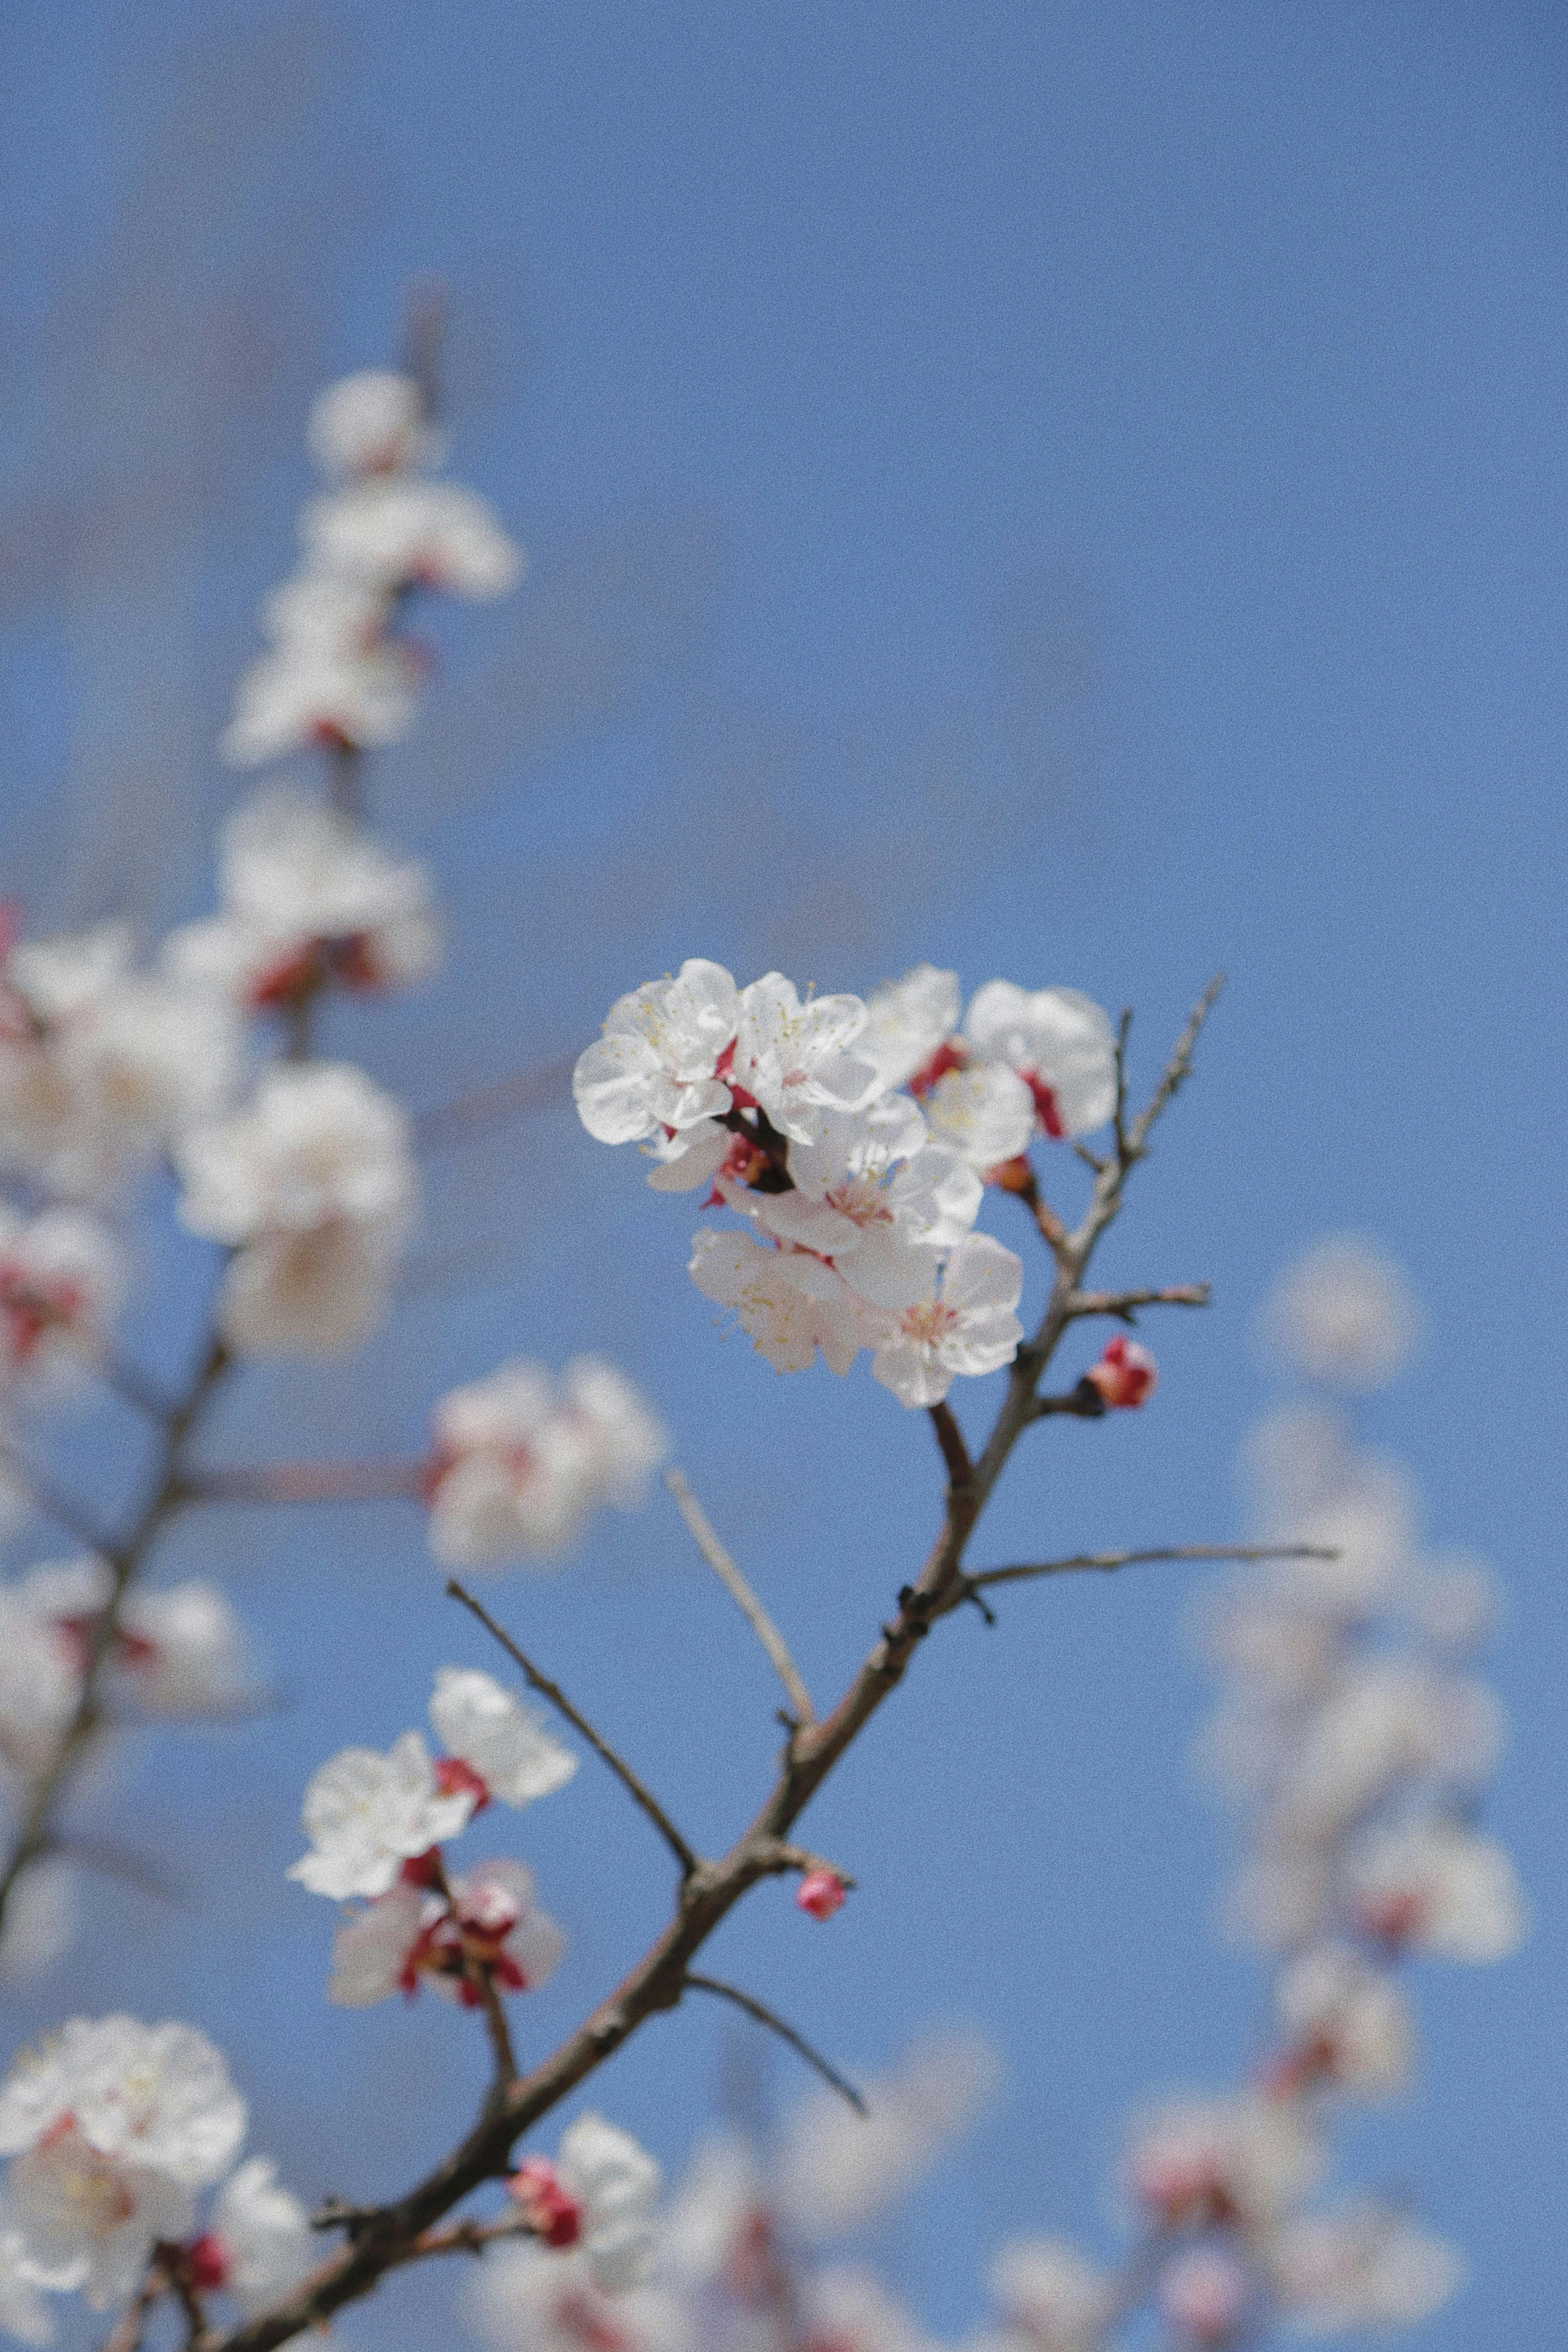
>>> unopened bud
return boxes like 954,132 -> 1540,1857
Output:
1083,1335 -> 1157,1408
508,2156 -> 582,2248
796,1867 -> 848,1921
185,2233 -> 231,2293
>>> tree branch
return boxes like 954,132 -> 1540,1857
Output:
414,1058 -> 575,1153
926,1401 -> 974,1490
445,1581 -> 701,1876
683,1974 -> 866,2114
188,1461 -> 426,1506
964,1542 -> 1340,1593
1066,1283 -> 1211,1322
201,985 -> 1229,2352
664,1470 -> 816,1728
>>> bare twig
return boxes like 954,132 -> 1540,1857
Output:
664,1470 -> 816,1728
1067,1283 -> 1211,1322
0,1437 -> 113,1552
684,1975 -> 866,2114
58,1837 -> 184,1905
445,1581 -> 700,1876
102,2256 -> 171,2352
1127,975 -> 1224,1156
1029,1381 -> 1107,1421
964,1542 -> 1340,1593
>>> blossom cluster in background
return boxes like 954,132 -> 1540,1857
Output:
573,959 -> 1127,1405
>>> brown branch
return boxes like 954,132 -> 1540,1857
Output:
202,985 -> 1225,2352
683,1974 -> 866,2114
664,1469 -> 816,1727
102,2256 -> 171,2352
927,1400 -> 974,1489
1030,1381 -> 1108,1421
964,1542 -> 1341,1593
0,1334 -> 231,1940
0,1437 -> 114,1553
1067,1283 -> 1211,1322
445,1581 -> 701,1876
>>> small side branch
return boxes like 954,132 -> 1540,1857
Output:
964,1541 -> 1339,1594
1127,974 -> 1224,1156
1067,1283 -> 1211,1323
414,1058 -> 575,1153
664,1470 -> 815,1727
445,1581 -> 700,1876
684,1973 -> 866,2114
0,1439 -> 113,1553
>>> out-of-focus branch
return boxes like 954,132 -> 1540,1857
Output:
664,1469 -> 815,1727
187,1460 -> 426,1506
413,1057 -> 574,1152
683,1974 -> 866,2114
0,1437 -> 114,1552
446,1581 -> 700,1877
205,982 -> 1231,2352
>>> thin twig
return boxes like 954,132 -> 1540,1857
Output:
684,1974 -> 866,2114
1067,1283 -> 1211,1322
101,2257 -> 170,2352
0,1437 -> 113,1553
1127,975 -> 1224,1156
664,1470 -> 816,1727
964,1542 -> 1340,1592
1030,1381 -> 1107,1420
58,1837 -> 184,1905
445,1581 -> 700,1875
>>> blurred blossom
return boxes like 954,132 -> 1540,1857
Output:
1268,2205 -> 1466,2332
427,1355 -> 668,1566
1261,1238 -> 1422,1391
773,2030 -> 1000,2238
984,2237 -> 1115,2352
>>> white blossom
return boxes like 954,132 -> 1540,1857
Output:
0,1208 -> 123,1393
176,1063 -> 417,1357
555,2113 -> 662,2292
0,2196 -> 67,2347
205,2157 -> 314,2316
0,1864 -> 75,1989
774,2031 -> 999,2239
1347,1817 -> 1528,1961
1156,2247 -> 1250,2348
1263,1237 -> 1422,1391
575,962 -> 743,1146
0,1594 -> 80,1778
1272,1942 -> 1414,2098
1273,1662 -> 1501,1841
689,1230 -> 871,1376
428,1356 -> 667,1566
798,2267 -> 939,2352
116,1581 -> 253,1718
869,1232 -> 1024,1407
0,2016 -> 246,2191
986,2237 -> 1115,2352
747,1102 -> 982,1307
221,639 -> 420,768
860,965 -> 962,1092
1269,2204 -> 1466,2332
428,1667 -> 577,1806
163,782 -> 440,1008
1122,2093 -> 1323,2230
6,2129 -> 191,2310
468,2244 -> 690,2352
301,477 -> 523,599
728,975 -> 880,1145
306,370 -> 439,479
327,1883 -> 424,2008
962,983 -> 1117,1138
921,1064 -> 1035,1172
288,1731 -> 477,1900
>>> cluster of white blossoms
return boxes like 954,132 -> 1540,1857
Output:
223,368 -> 523,770
471,2034 -> 997,2352
0,1205 -> 123,1396
0,918 -> 241,1204
291,1666 -> 576,2009
956,1242 -> 1520,2350
163,781 -> 441,1015
0,2016 -> 311,2333
574,960 -> 1122,1406
426,1355 -> 670,1567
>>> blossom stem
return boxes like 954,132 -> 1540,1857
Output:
445,1581 -> 701,1876
663,1469 -> 816,1727
1066,1283 -> 1211,1322
682,1974 -> 866,2114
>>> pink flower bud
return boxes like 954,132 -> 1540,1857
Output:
508,2156 -> 582,2248
434,1754 -> 492,1812
185,2233 -> 231,2293
1084,1334 -> 1157,1408
796,1868 -> 848,1921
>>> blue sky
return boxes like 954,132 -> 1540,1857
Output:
0,4 -> 1564,2347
